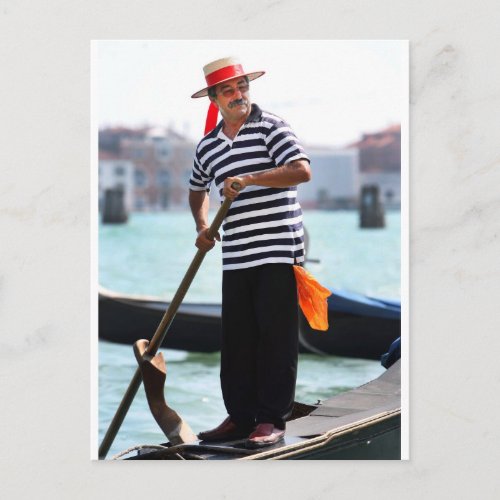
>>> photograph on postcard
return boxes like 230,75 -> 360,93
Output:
92,40 -> 408,460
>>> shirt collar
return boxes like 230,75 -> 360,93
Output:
246,103 -> 262,123
215,103 -> 262,143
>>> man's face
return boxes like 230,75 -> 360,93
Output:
211,76 -> 251,121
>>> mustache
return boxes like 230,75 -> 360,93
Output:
229,98 -> 248,108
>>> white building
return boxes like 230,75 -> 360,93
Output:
298,147 -> 360,209
98,158 -> 135,212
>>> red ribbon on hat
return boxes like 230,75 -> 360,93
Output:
205,64 -> 244,87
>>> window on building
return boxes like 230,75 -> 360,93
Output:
160,191 -> 169,209
157,170 -> 170,187
135,169 -> 147,187
114,165 -> 125,176
158,147 -> 169,158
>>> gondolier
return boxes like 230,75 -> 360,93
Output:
189,57 -> 311,448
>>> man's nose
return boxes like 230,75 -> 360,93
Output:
233,87 -> 244,98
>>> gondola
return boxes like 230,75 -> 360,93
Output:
117,359 -> 401,460
98,285 -> 400,360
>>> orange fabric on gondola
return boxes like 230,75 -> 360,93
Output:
293,265 -> 332,331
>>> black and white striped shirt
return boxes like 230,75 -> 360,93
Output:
190,104 -> 310,271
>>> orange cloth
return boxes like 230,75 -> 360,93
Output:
293,265 -> 332,331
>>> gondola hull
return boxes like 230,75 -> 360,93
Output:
99,287 -> 400,359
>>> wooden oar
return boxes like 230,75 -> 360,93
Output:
99,184 -> 240,459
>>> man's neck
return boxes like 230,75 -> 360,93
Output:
221,105 -> 252,140
222,118 -> 246,140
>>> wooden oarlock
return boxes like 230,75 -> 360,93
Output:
133,339 -> 197,445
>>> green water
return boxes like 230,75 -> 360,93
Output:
99,210 -> 400,302
98,209 -> 400,458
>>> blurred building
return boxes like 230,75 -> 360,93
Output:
299,147 -> 360,209
98,126 -> 195,211
98,123 -> 401,212
98,153 -> 135,212
350,124 -> 401,208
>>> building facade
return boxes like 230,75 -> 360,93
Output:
350,124 -> 401,208
298,147 -> 360,209
99,126 -> 195,211
98,155 -> 135,212
98,123 -> 401,212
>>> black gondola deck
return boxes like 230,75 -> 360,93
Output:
121,360 -> 401,460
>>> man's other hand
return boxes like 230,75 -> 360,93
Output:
195,226 -> 221,252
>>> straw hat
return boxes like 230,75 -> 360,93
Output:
191,56 -> 265,99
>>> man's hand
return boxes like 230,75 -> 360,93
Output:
223,177 -> 247,200
195,225 -> 221,252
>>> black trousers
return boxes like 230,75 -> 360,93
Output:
221,264 -> 298,430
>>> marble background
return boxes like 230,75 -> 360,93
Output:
1,1 -> 499,498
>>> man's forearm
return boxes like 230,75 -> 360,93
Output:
245,160 -> 311,188
189,190 -> 210,231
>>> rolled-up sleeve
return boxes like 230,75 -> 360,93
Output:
189,152 -> 213,192
265,121 -> 310,166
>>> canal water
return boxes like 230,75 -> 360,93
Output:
98,210 -> 400,458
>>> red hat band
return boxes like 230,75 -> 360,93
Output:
205,64 -> 245,88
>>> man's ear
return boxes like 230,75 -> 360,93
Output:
209,96 -> 219,109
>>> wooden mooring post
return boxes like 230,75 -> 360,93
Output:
359,185 -> 385,228
102,188 -> 128,224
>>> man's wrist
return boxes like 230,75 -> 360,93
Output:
244,174 -> 255,187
